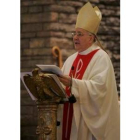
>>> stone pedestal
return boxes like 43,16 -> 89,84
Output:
36,101 -> 58,140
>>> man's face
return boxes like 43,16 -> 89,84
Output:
72,28 -> 94,52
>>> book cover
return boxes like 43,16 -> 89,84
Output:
36,65 -> 63,76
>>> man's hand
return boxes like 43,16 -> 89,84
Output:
58,75 -> 72,87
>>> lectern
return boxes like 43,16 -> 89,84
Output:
23,68 -> 66,140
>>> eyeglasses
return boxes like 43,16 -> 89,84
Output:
71,32 -> 93,37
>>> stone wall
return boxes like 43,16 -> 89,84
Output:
21,0 -> 120,139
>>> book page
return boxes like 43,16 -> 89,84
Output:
36,65 -> 63,76
21,72 -> 37,100
46,74 -> 66,96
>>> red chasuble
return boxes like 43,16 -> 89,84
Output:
62,49 -> 99,140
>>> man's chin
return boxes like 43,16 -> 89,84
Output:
74,46 -> 79,51
75,44 -> 80,48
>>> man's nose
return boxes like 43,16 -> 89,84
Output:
73,34 -> 79,39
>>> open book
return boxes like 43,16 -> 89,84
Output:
36,65 -> 63,76
21,71 -> 67,101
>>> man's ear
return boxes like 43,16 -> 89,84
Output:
89,35 -> 95,43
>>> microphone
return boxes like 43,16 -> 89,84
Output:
71,66 -> 74,71
69,94 -> 76,103
68,66 -> 77,103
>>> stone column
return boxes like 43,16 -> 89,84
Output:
36,101 -> 58,140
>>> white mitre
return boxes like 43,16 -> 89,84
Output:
75,2 -> 102,35
75,2 -> 104,50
